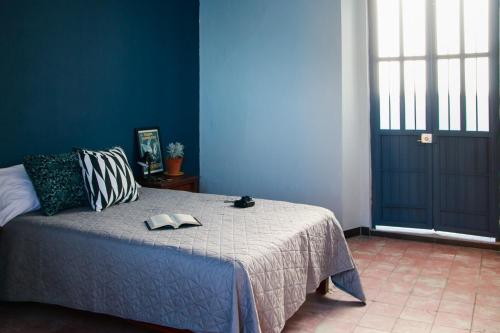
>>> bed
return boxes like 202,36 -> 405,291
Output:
0,188 -> 364,333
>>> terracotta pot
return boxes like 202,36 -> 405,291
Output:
166,157 -> 183,175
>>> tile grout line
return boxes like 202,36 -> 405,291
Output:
469,250 -> 484,332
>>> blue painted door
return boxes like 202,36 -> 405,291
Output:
369,0 -> 499,237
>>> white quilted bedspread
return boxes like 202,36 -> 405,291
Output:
0,188 -> 364,333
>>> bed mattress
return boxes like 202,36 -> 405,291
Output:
0,188 -> 364,333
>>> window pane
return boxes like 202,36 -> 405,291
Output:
402,0 -> 426,56
377,0 -> 400,57
404,61 -> 426,130
464,0 -> 489,53
379,61 -> 401,130
438,59 -> 461,130
476,58 -> 489,131
465,59 -> 477,131
436,0 -> 460,55
465,58 -> 489,131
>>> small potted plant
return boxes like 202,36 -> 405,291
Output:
165,142 -> 184,176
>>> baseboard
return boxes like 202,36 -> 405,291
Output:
343,227 -> 370,238
343,227 -> 361,238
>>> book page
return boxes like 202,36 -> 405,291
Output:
172,214 -> 200,226
148,214 -> 175,229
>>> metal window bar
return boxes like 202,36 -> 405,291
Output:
399,0 -> 405,130
459,0 -> 466,132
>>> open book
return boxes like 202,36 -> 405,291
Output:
145,213 -> 202,230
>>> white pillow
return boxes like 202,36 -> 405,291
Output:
0,164 -> 41,227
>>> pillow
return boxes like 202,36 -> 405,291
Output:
0,164 -> 41,226
23,152 -> 88,216
77,147 -> 139,212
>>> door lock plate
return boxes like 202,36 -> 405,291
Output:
418,133 -> 433,144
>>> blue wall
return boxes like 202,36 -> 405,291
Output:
0,0 -> 199,175
200,0 -> 345,217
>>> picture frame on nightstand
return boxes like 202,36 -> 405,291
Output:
135,127 -> 164,176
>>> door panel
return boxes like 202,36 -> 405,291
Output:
377,134 -> 433,229
434,136 -> 493,236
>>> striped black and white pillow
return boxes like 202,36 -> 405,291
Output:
77,147 -> 139,212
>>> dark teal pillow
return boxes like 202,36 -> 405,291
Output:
23,152 -> 88,216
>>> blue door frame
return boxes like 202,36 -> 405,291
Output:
368,0 -> 499,239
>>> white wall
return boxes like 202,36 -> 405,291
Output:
200,0 -> 371,229
340,0 -> 372,229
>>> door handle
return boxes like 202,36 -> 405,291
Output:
417,133 -> 433,144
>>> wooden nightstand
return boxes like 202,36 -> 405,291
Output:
138,174 -> 199,193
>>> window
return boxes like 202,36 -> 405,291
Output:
371,0 -> 493,132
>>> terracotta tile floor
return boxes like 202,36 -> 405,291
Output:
1,236 -> 499,333
283,236 -> 500,333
